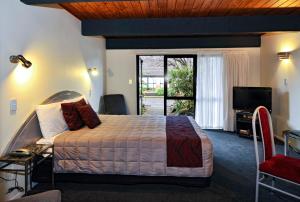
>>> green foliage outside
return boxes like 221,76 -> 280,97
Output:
155,87 -> 164,96
168,66 -> 193,97
168,65 -> 194,116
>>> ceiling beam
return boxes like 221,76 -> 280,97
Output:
82,15 -> 300,37
20,0 -> 135,5
106,35 -> 261,49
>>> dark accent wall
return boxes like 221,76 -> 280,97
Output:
106,36 -> 261,49
83,15 -> 300,37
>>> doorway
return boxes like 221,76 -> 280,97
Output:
137,55 -> 197,116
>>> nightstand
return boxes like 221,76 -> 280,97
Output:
0,144 -> 54,195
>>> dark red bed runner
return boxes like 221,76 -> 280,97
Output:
166,116 -> 203,167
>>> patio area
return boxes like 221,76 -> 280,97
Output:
142,96 -> 164,115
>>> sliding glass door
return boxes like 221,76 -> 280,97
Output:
137,55 -> 197,116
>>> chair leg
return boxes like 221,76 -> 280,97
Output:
271,177 -> 275,194
255,172 -> 260,202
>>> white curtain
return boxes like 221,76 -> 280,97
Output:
195,54 -> 224,129
223,52 -> 250,131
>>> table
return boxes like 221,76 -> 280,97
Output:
284,130 -> 300,156
0,144 -> 54,195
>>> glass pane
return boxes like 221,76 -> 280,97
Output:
167,100 -> 195,116
167,57 -> 194,97
140,56 -> 164,115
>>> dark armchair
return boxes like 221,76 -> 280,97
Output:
102,94 -> 127,115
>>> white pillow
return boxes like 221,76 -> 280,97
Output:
36,102 -> 68,139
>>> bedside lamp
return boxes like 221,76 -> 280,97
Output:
277,52 -> 291,61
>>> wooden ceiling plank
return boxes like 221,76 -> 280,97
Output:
199,0 -> 216,16
146,0 -> 153,17
109,2 -> 125,18
59,3 -> 84,19
268,0 -> 299,15
90,3 -> 102,18
207,0 -> 224,16
156,0 -> 167,17
130,2 -> 142,18
288,1 -> 300,7
120,2 -> 134,18
272,0 -> 291,8
263,0 -> 291,15
239,0 -> 274,16
218,0 -> 237,16
191,0 -> 205,16
226,0 -> 254,16
115,1 -> 131,18
148,0 -> 159,18
167,0 -> 177,17
239,0 -> 264,15
215,0 -> 242,16
86,2 -> 104,19
262,0 -> 284,8
226,0 -> 256,16
103,2 -> 121,18
181,0 -> 195,17
174,0 -> 186,16
279,0 -> 298,7
161,0 -> 170,17
21,0 -> 137,5
93,2 -> 110,19
59,0 -> 300,20
72,3 -> 92,18
139,1 -> 149,17
254,0 -> 272,8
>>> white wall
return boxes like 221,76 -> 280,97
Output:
106,48 -> 260,115
261,32 -> 300,139
0,0 -> 105,198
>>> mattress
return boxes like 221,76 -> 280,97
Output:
36,133 -> 62,145
54,115 -> 213,178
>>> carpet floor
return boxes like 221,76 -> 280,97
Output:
32,130 -> 300,202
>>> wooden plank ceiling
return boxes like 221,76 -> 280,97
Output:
60,0 -> 300,20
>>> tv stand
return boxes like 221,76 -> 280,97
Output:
236,111 -> 261,139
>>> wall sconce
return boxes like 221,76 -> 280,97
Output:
10,55 -> 32,68
277,52 -> 291,60
88,67 -> 98,76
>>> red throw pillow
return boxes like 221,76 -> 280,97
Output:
76,104 -> 101,129
61,99 -> 86,130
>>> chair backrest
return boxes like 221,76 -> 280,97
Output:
252,106 -> 276,167
103,94 -> 127,115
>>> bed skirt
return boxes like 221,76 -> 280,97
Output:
54,173 -> 211,187
32,156 -> 211,187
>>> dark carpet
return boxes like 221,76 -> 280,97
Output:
32,131 -> 300,202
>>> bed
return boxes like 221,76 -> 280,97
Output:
5,91 -> 213,186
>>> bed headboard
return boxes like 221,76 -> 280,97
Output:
4,91 -> 82,154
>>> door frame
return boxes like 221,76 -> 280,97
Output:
136,54 -> 197,116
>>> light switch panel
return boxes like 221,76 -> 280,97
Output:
129,79 -> 133,85
10,99 -> 17,113
284,78 -> 288,87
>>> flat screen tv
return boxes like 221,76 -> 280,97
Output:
233,87 -> 272,112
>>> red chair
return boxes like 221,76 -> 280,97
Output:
252,106 -> 300,202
